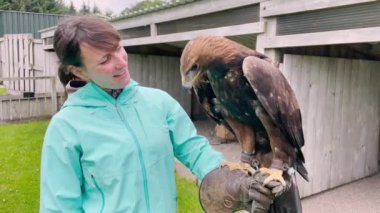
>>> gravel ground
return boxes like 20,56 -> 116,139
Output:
175,119 -> 380,213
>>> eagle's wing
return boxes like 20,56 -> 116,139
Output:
193,85 -> 235,135
242,56 -> 305,155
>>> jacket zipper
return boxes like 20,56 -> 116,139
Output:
91,174 -> 105,213
115,103 -> 151,213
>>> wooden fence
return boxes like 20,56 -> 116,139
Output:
1,34 -> 36,92
0,34 -> 64,122
0,76 -> 65,122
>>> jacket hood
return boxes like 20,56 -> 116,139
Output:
62,80 -> 139,108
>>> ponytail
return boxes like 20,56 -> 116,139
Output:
58,64 -> 75,99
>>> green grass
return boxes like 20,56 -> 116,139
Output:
0,86 -> 6,95
0,120 -> 49,213
0,120 -> 202,213
176,175 -> 203,213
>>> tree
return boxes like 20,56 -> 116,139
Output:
120,0 -> 167,15
68,1 -> 76,14
104,9 -> 114,19
0,0 -> 72,14
79,1 -> 90,14
92,2 -> 101,15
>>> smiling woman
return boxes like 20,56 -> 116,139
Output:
53,15 -> 125,90
39,15 -> 226,213
70,42 -> 131,89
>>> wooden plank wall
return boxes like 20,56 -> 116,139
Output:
38,45 -> 63,93
128,54 -> 191,114
283,54 -> 380,198
0,38 -> 3,78
33,40 -> 54,94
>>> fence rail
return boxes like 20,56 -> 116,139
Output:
0,76 -> 63,122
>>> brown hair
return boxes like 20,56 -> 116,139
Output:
54,15 -> 121,87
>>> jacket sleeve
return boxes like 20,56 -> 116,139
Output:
165,96 -> 224,181
40,117 -> 84,212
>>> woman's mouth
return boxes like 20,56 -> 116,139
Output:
113,70 -> 126,78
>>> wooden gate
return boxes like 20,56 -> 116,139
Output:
0,34 -> 62,122
283,54 -> 380,197
1,34 -> 35,94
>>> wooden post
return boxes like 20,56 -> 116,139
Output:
256,17 -> 282,63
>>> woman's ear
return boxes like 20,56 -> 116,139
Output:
68,65 -> 89,81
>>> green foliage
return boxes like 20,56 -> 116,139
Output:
68,1 -> 76,15
0,120 -> 202,212
92,3 -> 100,14
79,1 -> 90,14
77,1 -> 102,15
0,0 -> 71,14
121,0 -> 167,15
0,0 -> 108,16
104,9 -> 114,18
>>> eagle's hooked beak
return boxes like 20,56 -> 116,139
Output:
181,69 -> 202,89
181,75 -> 192,89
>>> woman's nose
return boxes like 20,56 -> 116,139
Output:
114,50 -> 128,69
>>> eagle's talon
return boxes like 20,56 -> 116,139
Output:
221,161 -> 256,175
251,158 -> 260,170
259,167 -> 286,187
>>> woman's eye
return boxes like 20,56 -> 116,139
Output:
99,56 -> 110,65
190,63 -> 199,71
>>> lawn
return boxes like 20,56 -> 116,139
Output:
0,120 -> 203,213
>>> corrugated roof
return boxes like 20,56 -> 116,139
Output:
111,0 -> 199,21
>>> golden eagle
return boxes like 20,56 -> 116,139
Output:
180,36 -> 308,191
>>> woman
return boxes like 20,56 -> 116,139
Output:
40,15 -> 274,212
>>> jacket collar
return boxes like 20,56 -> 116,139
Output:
62,80 -> 139,108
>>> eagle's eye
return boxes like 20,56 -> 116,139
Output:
190,63 -> 199,72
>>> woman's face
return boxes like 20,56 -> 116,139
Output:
75,42 -> 130,89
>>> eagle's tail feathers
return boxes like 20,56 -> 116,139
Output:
295,161 -> 309,182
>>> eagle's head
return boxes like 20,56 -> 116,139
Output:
180,36 -> 239,89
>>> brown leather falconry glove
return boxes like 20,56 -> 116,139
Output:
200,164 -> 275,213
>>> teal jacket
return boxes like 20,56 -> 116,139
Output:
40,81 -> 224,213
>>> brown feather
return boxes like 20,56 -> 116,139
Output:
181,36 -> 255,76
